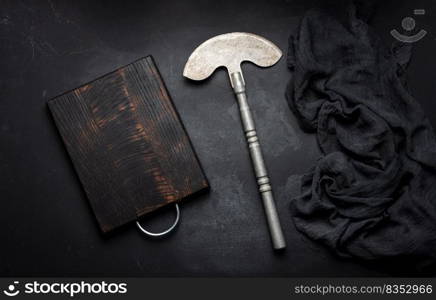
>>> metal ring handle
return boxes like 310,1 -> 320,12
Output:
136,204 -> 180,238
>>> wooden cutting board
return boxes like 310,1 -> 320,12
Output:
48,56 -> 209,233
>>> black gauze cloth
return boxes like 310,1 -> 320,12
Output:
287,3 -> 436,269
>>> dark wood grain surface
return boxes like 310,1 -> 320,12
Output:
48,56 -> 209,233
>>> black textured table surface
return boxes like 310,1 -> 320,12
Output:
1,0 -> 436,276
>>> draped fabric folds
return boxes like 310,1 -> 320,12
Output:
286,2 -> 436,270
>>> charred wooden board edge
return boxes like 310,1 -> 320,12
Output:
47,55 -> 210,233
142,56 -> 211,205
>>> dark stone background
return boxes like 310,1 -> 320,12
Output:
1,0 -> 436,276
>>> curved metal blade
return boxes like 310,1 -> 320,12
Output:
183,32 -> 282,85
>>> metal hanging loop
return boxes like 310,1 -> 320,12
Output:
136,204 -> 180,238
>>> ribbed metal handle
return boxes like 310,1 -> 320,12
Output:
231,72 -> 286,250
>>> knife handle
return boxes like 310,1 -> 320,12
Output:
231,72 -> 286,250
